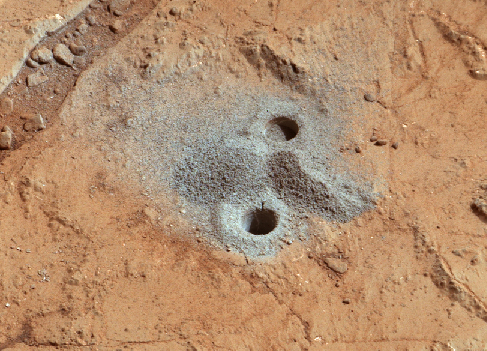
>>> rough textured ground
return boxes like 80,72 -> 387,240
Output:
1,0 -> 487,350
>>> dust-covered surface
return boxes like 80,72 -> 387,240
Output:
1,0 -> 487,349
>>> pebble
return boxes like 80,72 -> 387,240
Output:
392,141 -> 399,149
23,114 -> 46,132
69,43 -> 87,56
26,71 -> 49,87
0,126 -> 13,150
53,43 -> 74,66
86,15 -> 97,26
375,140 -> 388,146
0,97 -> 13,114
355,146 -> 362,153
26,58 -> 39,68
324,257 -> 348,274
77,23 -> 89,34
31,47 -> 53,63
473,198 -> 487,216
342,298 -> 351,304
109,20 -> 123,33
370,135 -> 377,142
109,0 -> 133,15
364,93 -> 376,102
169,7 -> 181,16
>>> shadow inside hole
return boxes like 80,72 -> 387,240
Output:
243,208 -> 278,235
265,117 -> 299,142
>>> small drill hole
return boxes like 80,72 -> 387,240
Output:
265,117 -> 299,142
242,208 -> 278,235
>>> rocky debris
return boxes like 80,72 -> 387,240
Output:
109,0 -> 133,15
169,7 -> 181,16
69,43 -> 87,56
77,23 -> 89,34
392,141 -> 399,149
0,126 -> 13,150
86,15 -> 97,26
364,93 -> 376,102
324,257 -> 348,274
109,20 -> 123,33
370,135 -> 377,142
473,198 -> 487,217
26,58 -> 40,68
53,43 -> 74,66
375,140 -> 387,146
143,206 -> 159,223
23,114 -> 46,132
26,71 -> 49,87
342,298 -> 351,304
31,47 -> 53,64
0,97 -> 13,114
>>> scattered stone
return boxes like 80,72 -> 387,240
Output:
370,135 -> 377,142
26,58 -> 39,68
86,15 -> 97,26
109,0 -> 133,14
0,97 -> 13,114
77,23 -> 89,34
23,114 -> 46,132
392,141 -> 399,149
31,47 -> 53,63
452,249 -> 465,258
69,43 -> 87,56
109,20 -> 123,33
143,206 -> 159,223
470,69 -> 487,81
324,257 -> 348,274
375,140 -> 388,146
473,198 -> 487,216
364,93 -> 376,102
53,43 -> 74,66
0,126 -> 13,150
169,7 -> 181,16
471,255 -> 480,265
342,298 -> 351,304
26,71 -> 49,87
355,146 -> 362,153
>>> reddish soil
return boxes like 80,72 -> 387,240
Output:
1,0 -> 487,350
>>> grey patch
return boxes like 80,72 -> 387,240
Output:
169,90 -> 377,257
211,195 -> 298,257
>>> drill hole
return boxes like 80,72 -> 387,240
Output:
242,208 -> 278,235
265,117 -> 299,142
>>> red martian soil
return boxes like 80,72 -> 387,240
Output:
1,0 -> 487,350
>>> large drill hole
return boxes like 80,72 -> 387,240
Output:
242,208 -> 278,235
265,117 -> 299,142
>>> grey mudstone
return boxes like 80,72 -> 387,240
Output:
53,43 -> 74,66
